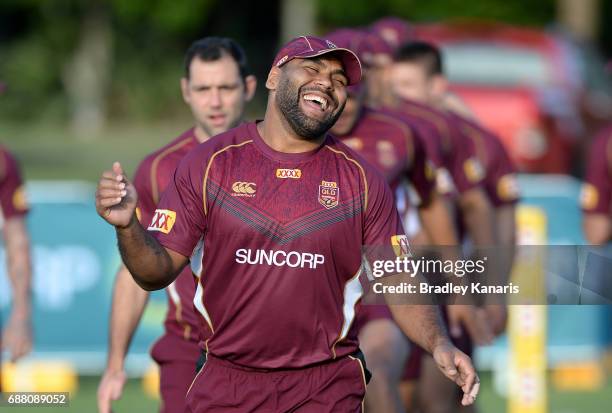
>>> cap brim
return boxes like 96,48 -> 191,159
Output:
292,47 -> 362,86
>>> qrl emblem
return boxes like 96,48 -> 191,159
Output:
318,180 -> 339,209
148,209 -> 177,234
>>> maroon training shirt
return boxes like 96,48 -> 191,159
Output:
0,146 -> 29,224
149,121 -> 407,369
582,125 -> 612,215
392,99 -> 486,197
447,112 -> 520,207
132,129 -> 204,345
336,107 -> 436,206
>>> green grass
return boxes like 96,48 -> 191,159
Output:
1,120 -> 193,182
5,372 -> 611,412
470,372 -> 612,413
4,376 -> 158,412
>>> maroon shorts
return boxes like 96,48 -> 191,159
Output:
352,304 -> 394,334
150,333 -> 201,413
402,306 -> 474,381
402,345 -> 424,380
185,353 -> 367,413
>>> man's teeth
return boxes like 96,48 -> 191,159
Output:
304,94 -> 328,110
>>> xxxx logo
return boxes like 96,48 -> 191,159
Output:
148,209 -> 176,234
391,235 -> 411,258
276,169 -> 302,179
232,182 -> 257,197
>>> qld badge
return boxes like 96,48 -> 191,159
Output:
318,180 -> 339,209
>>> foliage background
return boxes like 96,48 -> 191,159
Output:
0,0 -> 609,126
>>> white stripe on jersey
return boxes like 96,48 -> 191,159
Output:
167,282 -> 181,307
338,264 -> 364,342
191,237 -> 214,332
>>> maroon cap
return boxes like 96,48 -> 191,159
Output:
273,35 -> 362,85
325,28 -> 365,51
370,17 -> 413,48
354,31 -> 394,67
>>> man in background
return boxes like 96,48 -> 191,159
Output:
97,37 -> 256,413
0,144 -> 33,385
582,123 -> 612,245
328,29 -> 462,413
390,40 -> 519,412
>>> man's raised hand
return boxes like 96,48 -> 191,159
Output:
96,162 -> 138,228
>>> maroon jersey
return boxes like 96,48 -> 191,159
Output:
132,129 -> 204,344
392,99 -> 485,197
149,121 -> 406,369
336,107 -> 436,206
582,125 -> 612,215
447,112 -> 520,207
0,146 -> 29,224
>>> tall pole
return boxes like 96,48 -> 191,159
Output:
280,0 -> 316,43
557,0 -> 600,41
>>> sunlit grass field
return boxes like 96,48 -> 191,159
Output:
1,120 -> 192,182
5,372 -> 612,412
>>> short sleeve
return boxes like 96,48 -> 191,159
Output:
132,158 -> 157,228
363,170 -> 409,255
0,149 -> 29,220
406,133 -> 437,206
449,128 -> 485,194
486,137 -> 520,207
581,131 -> 612,215
149,151 -> 207,257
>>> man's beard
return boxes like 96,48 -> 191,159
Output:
276,75 -> 345,140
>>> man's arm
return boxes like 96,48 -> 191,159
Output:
386,303 -> 446,352
418,192 -> 495,345
115,216 -> 187,290
495,204 -> 516,281
97,265 -> 149,413
583,214 -> 611,245
458,187 -> 495,245
95,162 -> 188,290
581,130 -> 611,245
108,266 -> 150,369
1,217 -> 33,361
418,191 -> 459,246
386,302 -> 480,406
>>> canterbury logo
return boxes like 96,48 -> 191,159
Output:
276,169 -> 302,179
231,181 -> 257,197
